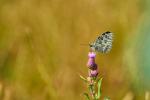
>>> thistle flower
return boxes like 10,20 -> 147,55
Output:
87,52 -> 99,78
87,52 -> 97,70
80,51 -> 106,100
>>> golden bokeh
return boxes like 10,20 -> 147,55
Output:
0,0 -> 149,100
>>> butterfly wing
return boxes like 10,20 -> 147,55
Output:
94,31 -> 113,53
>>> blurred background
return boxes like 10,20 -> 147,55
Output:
0,0 -> 150,100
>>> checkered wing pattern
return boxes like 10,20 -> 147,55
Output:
91,31 -> 113,53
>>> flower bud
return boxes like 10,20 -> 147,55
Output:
89,68 -> 99,77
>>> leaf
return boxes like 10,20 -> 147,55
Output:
96,78 -> 103,99
79,75 -> 87,82
83,93 -> 90,100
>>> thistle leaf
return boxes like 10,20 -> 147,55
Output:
79,75 -> 87,82
96,78 -> 103,99
83,93 -> 90,100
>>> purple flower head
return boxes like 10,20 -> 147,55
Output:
88,52 -> 96,58
89,68 -> 99,77
87,58 -> 95,67
90,63 -> 98,70
87,52 -> 97,70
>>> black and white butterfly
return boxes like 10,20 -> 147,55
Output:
89,31 -> 113,53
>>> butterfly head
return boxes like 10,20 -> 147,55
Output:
89,43 -> 96,51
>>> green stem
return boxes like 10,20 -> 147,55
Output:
88,78 -> 97,100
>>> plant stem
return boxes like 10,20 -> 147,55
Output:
89,78 -> 97,100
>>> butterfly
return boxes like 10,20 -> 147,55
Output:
89,31 -> 113,53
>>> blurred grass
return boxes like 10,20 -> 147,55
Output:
0,0 -> 148,100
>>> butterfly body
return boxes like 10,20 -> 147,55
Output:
89,31 -> 113,53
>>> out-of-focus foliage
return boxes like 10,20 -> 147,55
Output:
0,0 -> 149,100
123,0 -> 150,99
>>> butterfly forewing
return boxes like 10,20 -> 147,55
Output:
91,31 -> 113,53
